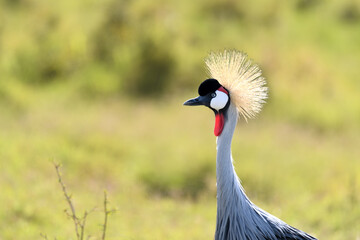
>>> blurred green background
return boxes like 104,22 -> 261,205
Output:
0,0 -> 359,239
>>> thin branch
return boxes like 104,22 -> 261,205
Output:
80,210 -> 88,240
54,163 -> 80,240
53,162 -> 115,240
79,207 -> 96,240
40,233 -> 49,240
102,191 -> 109,240
101,191 -> 117,240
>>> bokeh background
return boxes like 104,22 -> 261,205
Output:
0,0 -> 359,239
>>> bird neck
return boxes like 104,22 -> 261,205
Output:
216,103 -> 238,193
215,103 -> 250,239
214,104 -> 315,240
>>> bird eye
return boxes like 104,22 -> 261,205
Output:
211,93 -> 217,98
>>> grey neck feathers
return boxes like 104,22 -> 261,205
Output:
214,103 -> 316,240
216,103 -> 239,205
215,103 -> 291,240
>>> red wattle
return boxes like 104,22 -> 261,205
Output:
214,112 -> 224,136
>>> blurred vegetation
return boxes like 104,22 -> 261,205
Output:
0,0 -> 359,239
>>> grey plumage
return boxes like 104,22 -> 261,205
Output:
215,103 -> 317,240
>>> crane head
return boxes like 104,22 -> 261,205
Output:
183,50 -> 268,136
184,79 -> 230,136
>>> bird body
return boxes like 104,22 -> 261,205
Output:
184,50 -> 317,240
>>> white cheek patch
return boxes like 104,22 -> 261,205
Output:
210,90 -> 229,111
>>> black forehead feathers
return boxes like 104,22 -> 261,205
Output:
198,79 -> 222,96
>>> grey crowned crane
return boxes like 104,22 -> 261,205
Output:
184,50 -> 317,240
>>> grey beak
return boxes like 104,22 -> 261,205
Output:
183,95 -> 209,106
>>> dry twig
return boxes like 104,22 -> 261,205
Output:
102,191 -> 117,240
52,162 -> 116,240
54,163 -> 82,240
